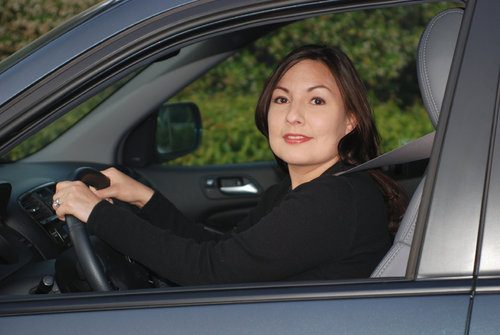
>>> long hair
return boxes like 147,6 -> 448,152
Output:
255,45 -> 408,237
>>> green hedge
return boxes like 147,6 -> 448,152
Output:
0,0 -> 100,61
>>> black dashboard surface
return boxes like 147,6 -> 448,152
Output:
0,162 -> 108,286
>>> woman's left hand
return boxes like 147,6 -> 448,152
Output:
52,181 -> 103,223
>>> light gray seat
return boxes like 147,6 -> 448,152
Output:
371,8 -> 463,278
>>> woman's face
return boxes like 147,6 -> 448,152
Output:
268,59 -> 355,174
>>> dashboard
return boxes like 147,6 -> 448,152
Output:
0,161 -> 108,294
19,182 -> 70,250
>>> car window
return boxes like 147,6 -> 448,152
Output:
165,3 -> 454,166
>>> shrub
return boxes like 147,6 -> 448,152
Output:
0,0 -> 100,61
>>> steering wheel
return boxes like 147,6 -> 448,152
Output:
65,167 -> 111,291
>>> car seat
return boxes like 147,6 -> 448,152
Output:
371,8 -> 464,277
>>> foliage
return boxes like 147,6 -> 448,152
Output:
373,100 -> 434,150
0,0 -> 100,61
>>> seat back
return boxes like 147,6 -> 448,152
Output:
371,8 -> 463,278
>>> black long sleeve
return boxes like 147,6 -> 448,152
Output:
136,191 -> 222,242
87,168 -> 390,285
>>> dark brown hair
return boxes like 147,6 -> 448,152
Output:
255,45 -> 408,237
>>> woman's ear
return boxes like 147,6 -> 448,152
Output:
345,113 -> 357,135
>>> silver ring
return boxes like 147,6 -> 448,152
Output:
52,198 -> 61,209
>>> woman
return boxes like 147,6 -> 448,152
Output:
53,45 -> 407,286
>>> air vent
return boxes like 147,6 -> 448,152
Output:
19,183 -> 57,225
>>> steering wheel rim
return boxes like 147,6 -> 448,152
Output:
65,167 -> 111,291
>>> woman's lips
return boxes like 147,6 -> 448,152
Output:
283,133 -> 312,144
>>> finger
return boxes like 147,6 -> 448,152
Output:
88,185 -> 103,197
94,185 -> 118,199
52,188 -> 65,206
55,180 -> 85,195
56,210 -> 66,221
52,198 -> 67,221
100,167 -> 121,182
55,180 -> 71,192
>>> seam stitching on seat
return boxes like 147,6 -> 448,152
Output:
373,244 -> 405,276
419,9 -> 463,126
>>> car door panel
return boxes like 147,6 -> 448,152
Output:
0,279 -> 472,335
0,297 -> 470,335
135,162 -> 284,231
468,284 -> 500,335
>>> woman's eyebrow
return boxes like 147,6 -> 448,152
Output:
273,86 -> 289,93
273,85 -> 333,93
308,84 -> 332,92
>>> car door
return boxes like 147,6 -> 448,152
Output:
468,3 -> 500,329
470,117 -> 500,334
422,0 -> 500,333
0,278 -> 472,335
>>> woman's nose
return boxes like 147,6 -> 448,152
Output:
285,102 -> 304,125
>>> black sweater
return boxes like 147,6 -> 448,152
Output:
87,163 -> 390,285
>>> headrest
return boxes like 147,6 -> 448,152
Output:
417,8 -> 463,128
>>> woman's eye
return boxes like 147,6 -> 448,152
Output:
273,96 -> 288,104
311,97 -> 325,105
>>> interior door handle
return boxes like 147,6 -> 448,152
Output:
220,183 -> 259,195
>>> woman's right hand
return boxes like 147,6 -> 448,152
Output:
94,167 -> 154,209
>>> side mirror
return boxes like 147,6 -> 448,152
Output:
155,102 -> 202,162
